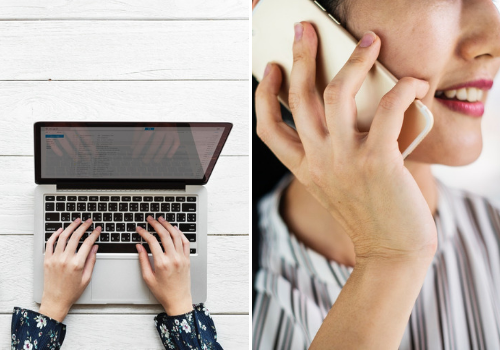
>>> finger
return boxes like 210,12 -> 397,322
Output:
255,63 -> 306,173
45,227 -> 63,256
289,22 -> 327,141
324,31 -> 381,141
252,0 -> 260,10
77,225 -> 102,262
147,216 -> 175,255
136,244 -> 155,283
55,218 -> 81,254
158,216 -> 183,255
179,227 -> 190,258
136,224 -> 164,258
367,77 -> 430,150
166,133 -> 180,158
66,218 -> 93,253
81,245 -> 98,284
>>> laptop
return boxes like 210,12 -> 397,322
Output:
33,121 -> 232,304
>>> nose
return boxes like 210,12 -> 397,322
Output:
459,0 -> 500,60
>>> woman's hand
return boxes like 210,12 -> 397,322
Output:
40,218 -> 101,322
255,22 -> 437,265
136,216 -> 193,316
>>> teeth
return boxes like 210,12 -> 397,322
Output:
436,87 -> 484,102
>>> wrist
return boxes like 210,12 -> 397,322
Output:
39,299 -> 69,323
162,300 -> 193,316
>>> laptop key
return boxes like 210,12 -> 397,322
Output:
78,196 -> 88,201
64,223 -> 71,229
154,196 -> 164,202
45,213 -> 60,221
171,203 -> 181,212
45,223 -> 62,232
155,212 -> 164,219
45,203 -> 55,211
56,196 -> 66,201
121,233 -> 130,242
179,224 -> 196,232
150,203 -> 159,212
119,203 -> 128,211
165,214 -> 175,222
147,224 -> 155,232
61,213 -> 71,221
99,196 -> 109,201
88,203 -> 97,211
98,203 -> 107,211
71,213 -> 80,221
187,197 -> 196,202
176,197 -> 186,202
67,196 -> 77,201
177,213 -> 186,222
93,213 -> 102,221
132,233 -> 141,242
105,223 -> 115,231
130,203 -> 139,212
108,203 -> 118,212
190,249 -> 196,254
144,196 -> 153,202
121,196 -> 131,201
140,203 -> 149,212
116,223 -> 125,232
89,196 -> 98,201
137,223 -> 146,230
184,234 -> 196,242
77,203 -> 86,211
103,213 -> 113,222
45,232 -> 53,241
66,203 -> 76,211
161,203 -> 170,212
45,196 -> 55,201
124,213 -> 134,221
134,213 -> 144,221
182,203 -> 196,212
126,223 -> 136,232
111,196 -> 120,201
85,224 -> 94,232
56,202 -> 65,211
81,213 -> 92,221
111,233 -> 120,242
165,196 -> 174,202
132,196 -> 142,202
114,213 -> 123,221
100,233 -> 110,241
95,223 -> 104,231
187,214 -> 196,222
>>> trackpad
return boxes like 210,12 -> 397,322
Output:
92,258 -> 150,302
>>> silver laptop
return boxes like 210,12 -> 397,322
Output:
33,122 -> 232,304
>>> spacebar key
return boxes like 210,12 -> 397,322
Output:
92,243 -> 139,253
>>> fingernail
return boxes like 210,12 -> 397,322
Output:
263,63 -> 271,77
86,218 -> 92,223
147,215 -> 153,221
92,245 -> 98,254
136,244 -> 143,253
57,227 -> 63,233
75,218 -> 81,223
294,22 -> 303,42
158,216 -> 165,222
359,31 -> 376,48
96,226 -> 102,231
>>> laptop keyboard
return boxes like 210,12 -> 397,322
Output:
44,194 -> 197,254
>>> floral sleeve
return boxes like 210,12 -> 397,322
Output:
155,303 -> 223,350
11,307 -> 66,350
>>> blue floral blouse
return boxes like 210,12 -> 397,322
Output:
11,304 -> 223,349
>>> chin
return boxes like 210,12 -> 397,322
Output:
405,106 -> 484,166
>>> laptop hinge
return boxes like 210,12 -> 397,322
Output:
56,182 -> 186,191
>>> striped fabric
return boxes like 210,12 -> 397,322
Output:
253,176 -> 500,350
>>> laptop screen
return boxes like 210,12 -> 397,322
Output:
34,122 -> 232,185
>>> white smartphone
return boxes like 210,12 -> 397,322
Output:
252,0 -> 434,158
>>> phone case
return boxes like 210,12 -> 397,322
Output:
252,0 -> 433,158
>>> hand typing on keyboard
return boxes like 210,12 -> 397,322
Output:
39,218 -> 101,322
136,215 -> 193,316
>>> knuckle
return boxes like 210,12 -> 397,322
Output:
379,91 -> 399,111
347,54 -> 366,66
288,91 -> 302,111
323,80 -> 344,105
292,51 -> 307,64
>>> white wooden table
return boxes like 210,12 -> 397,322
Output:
0,1 -> 249,348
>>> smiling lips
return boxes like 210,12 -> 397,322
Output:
434,79 -> 494,117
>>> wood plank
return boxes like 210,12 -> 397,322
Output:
1,314 -> 249,349
0,235 -> 249,314
0,156 -> 249,235
0,21 -> 248,80
0,0 -> 248,19
0,81 -> 248,156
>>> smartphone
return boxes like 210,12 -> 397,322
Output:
252,0 -> 434,158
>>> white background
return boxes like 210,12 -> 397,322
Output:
0,1 -> 250,349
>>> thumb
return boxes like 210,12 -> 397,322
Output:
136,244 -> 155,284
82,245 -> 98,284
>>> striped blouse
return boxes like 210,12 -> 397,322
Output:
253,175 -> 500,350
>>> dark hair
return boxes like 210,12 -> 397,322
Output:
317,0 -> 350,26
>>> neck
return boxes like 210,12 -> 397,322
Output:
280,160 -> 439,267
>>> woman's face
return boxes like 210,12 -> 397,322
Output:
345,0 -> 500,165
